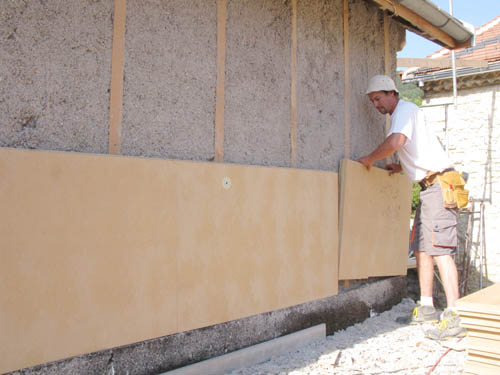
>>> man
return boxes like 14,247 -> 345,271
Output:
357,75 -> 464,340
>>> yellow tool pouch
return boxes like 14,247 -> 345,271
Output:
438,171 -> 469,209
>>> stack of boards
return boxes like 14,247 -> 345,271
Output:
456,283 -> 500,375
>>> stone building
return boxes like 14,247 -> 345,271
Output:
402,14 -> 500,289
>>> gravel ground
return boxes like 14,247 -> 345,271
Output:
225,298 -> 466,375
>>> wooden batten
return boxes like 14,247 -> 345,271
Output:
108,0 -> 127,155
290,0 -> 297,167
214,0 -> 227,162
343,0 -> 350,160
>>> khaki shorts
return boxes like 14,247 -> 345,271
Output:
410,182 -> 458,256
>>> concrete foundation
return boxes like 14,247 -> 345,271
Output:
8,276 -> 406,375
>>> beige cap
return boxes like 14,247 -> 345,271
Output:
365,75 -> 399,94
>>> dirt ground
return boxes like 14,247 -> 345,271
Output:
225,298 -> 466,375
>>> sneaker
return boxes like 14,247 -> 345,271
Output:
411,304 -> 440,324
425,309 -> 466,340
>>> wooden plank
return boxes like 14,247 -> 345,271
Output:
464,359 -> 500,375
468,349 -> 500,361
383,12 -> 391,139
0,147 -> 338,373
214,0 -> 227,162
467,354 -> 500,368
461,316 -> 500,329
343,0 -> 350,159
462,324 -> 500,334
338,160 -> 412,280
456,284 -> 500,316
467,336 -> 500,356
397,57 -> 489,69
458,311 -> 500,321
108,0 -> 127,155
290,0 -> 297,167
370,0 -> 460,49
468,329 -> 500,342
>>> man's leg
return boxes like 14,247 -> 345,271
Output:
425,254 -> 465,340
411,250 -> 440,324
433,254 -> 459,308
416,250 -> 434,299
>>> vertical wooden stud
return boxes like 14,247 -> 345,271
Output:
343,0 -> 350,161
384,12 -> 391,138
215,0 -> 227,162
343,0 -> 350,289
290,0 -> 298,168
108,0 -> 127,155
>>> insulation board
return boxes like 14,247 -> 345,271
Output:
457,284 -> 500,375
457,284 -> 500,315
0,147 -> 338,373
338,159 -> 412,280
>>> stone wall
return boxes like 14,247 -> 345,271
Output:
421,83 -> 500,288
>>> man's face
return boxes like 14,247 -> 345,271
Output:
368,91 -> 397,115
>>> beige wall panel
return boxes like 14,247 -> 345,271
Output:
0,148 -> 338,373
338,160 -> 412,280
0,148 -> 179,373
176,164 -> 339,331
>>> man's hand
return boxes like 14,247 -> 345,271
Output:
386,163 -> 402,176
356,133 -> 406,172
357,156 -> 373,171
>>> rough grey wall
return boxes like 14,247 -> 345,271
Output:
348,0 -> 386,164
296,0 -> 345,171
121,0 -> 217,161
224,0 -> 292,168
0,0 -> 404,170
0,0 -> 113,153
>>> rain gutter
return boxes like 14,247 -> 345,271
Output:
369,0 -> 474,49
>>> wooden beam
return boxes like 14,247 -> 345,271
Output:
290,0 -> 297,168
384,13 -> 391,139
108,0 -> 127,155
342,0 -> 350,290
343,0 -> 350,160
370,0 -> 458,49
214,0 -> 227,162
398,58 -> 489,69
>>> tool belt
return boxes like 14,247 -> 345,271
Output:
419,169 -> 469,208
418,171 -> 443,190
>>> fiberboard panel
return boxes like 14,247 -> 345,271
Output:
457,284 -> 500,316
461,317 -> 500,329
174,160 -> 339,331
466,336 -> 500,356
0,148 -> 339,373
0,148 -> 179,373
338,159 -> 412,280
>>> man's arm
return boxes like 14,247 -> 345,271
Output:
357,133 -> 407,170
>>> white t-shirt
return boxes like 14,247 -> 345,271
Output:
388,99 -> 452,182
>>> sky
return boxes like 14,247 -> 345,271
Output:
397,0 -> 500,58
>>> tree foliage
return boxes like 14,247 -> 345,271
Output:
412,182 -> 421,214
396,76 -> 424,107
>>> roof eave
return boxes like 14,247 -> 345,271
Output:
368,0 -> 474,49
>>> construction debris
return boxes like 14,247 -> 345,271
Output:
226,298 -> 466,375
